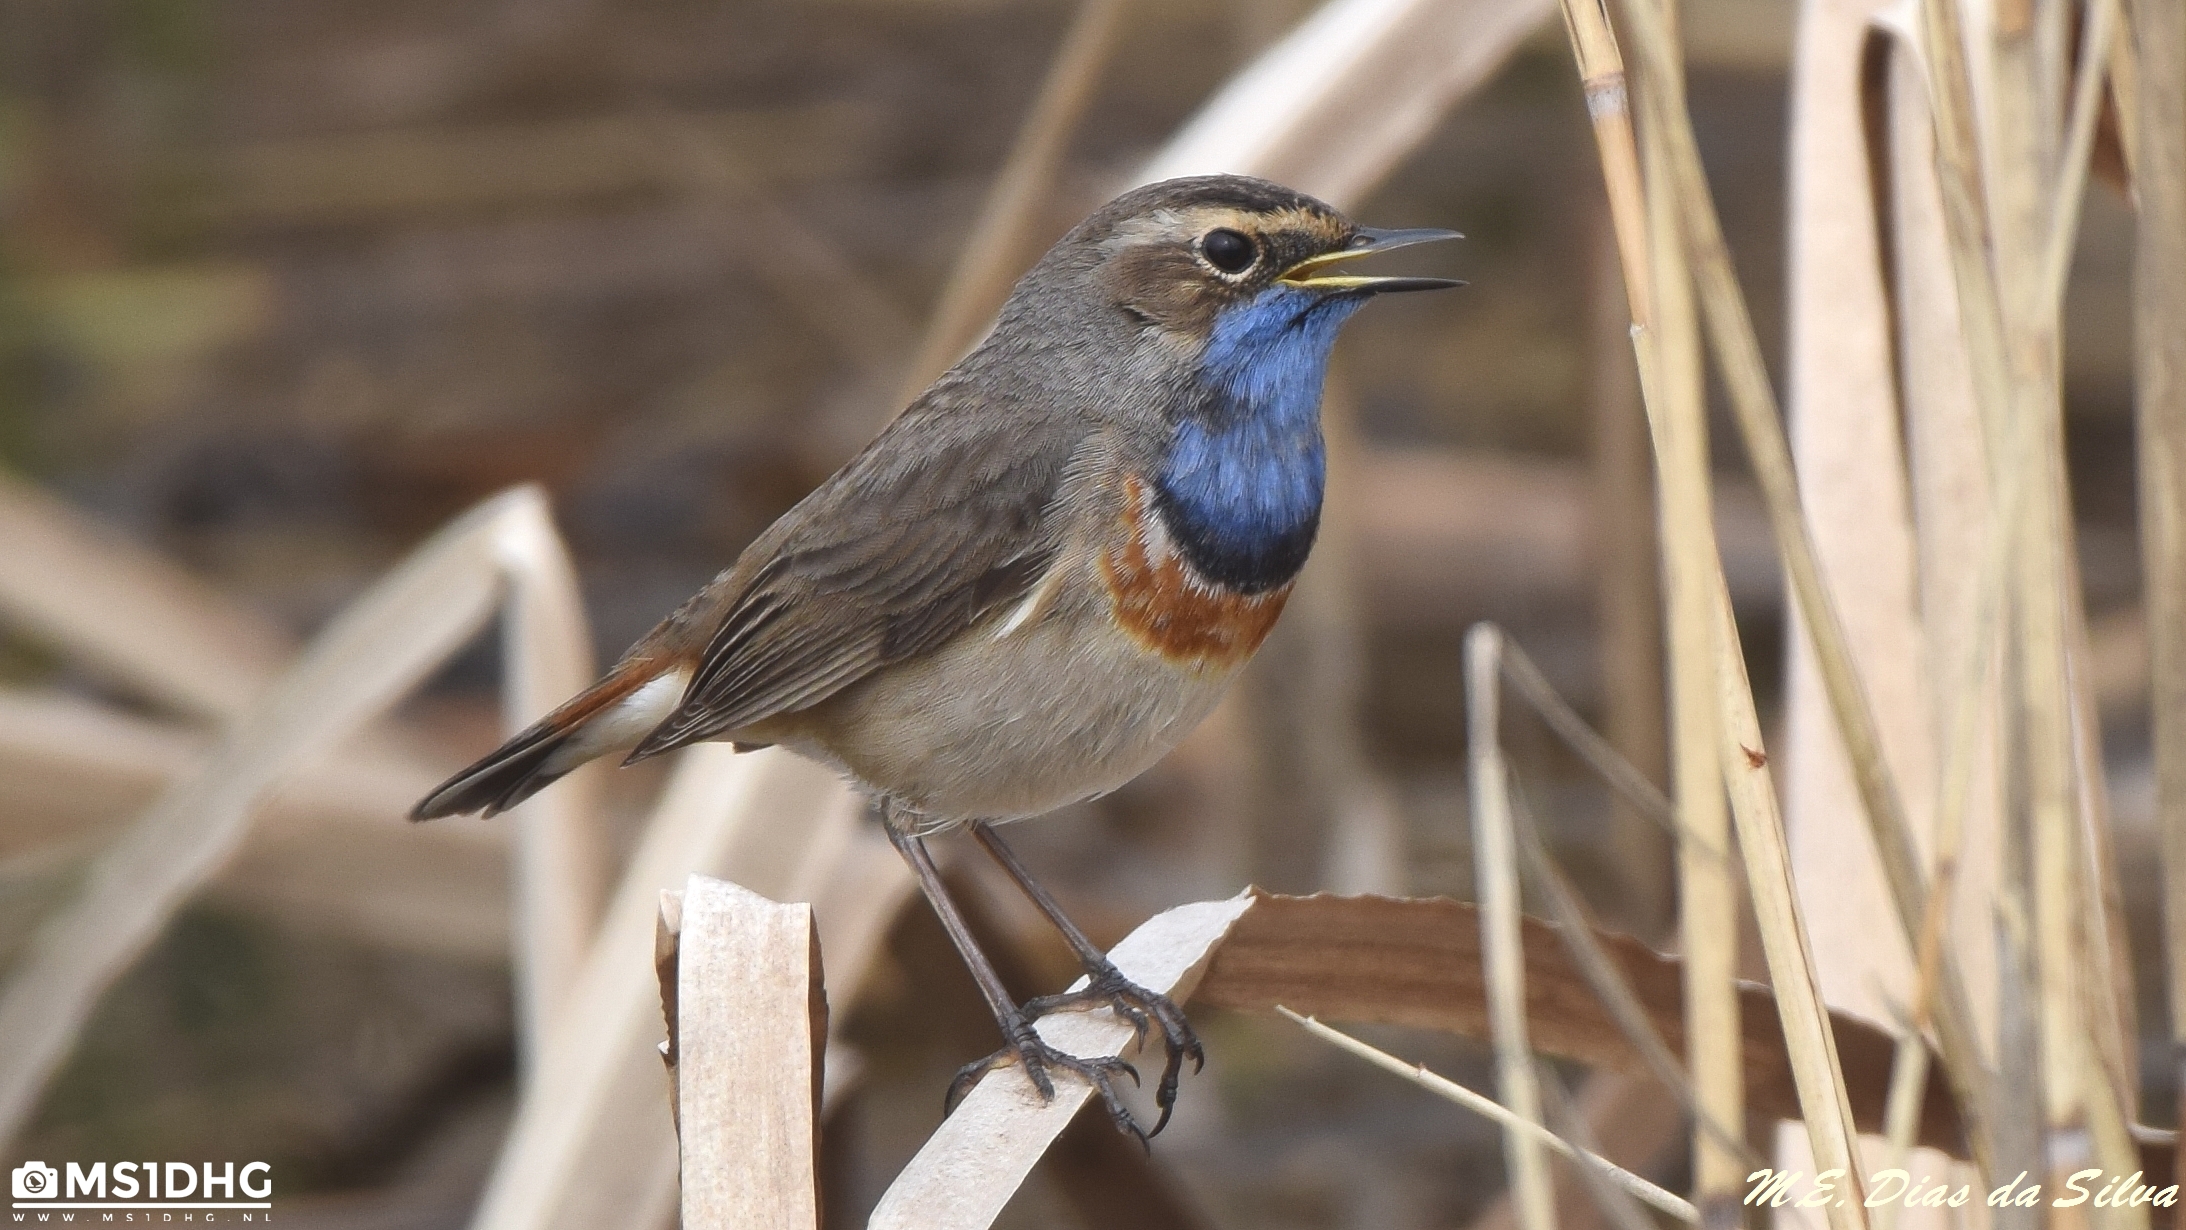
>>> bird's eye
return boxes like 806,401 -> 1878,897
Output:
1200,228 -> 1256,274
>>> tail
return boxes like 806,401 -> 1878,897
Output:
410,663 -> 680,820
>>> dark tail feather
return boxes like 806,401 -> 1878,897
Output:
409,720 -> 576,820
410,668 -> 652,820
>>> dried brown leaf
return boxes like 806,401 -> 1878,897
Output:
1191,891 -> 1966,1156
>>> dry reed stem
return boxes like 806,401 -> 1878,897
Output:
1712,580 -> 1871,1222
619,794 -> 907,1225
0,691 -> 508,957
1617,0 -> 2002,1172
868,895 -> 1254,1230
1862,21 -> 2018,1210
1506,781 -> 1760,1171
1553,2 -> 1744,1219
2047,0 -> 2140,1113
0,487 -> 564,1144
1992,0 -> 2144,1191
1914,0 -> 2017,457
1915,538 -> 2005,1016
2042,0 -> 2123,309
1562,0 -> 1869,1212
1277,1007 -> 1698,1225
1533,1062 -> 1660,1230
1925,58 -> 2138,1118
1142,0 -> 1552,207
2106,9 -> 2141,186
1876,473 -> 2010,1217
1466,625 -> 1558,1230
1873,1032 -> 1933,1230
1495,612 -> 1674,832
1867,82 -> 2067,1143
2129,0 -> 2186,1188
1989,4 -> 2097,1175
898,0 -> 1127,398
638,104 -> 915,373
1631,9 -> 1745,1220
0,475 -> 291,719
487,493 -> 609,1069
2071,632 -> 2140,1117
1557,1 -> 1652,332
1915,76 -> 2134,1090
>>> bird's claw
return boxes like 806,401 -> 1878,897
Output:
945,1015 -> 1149,1146
1023,968 -> 1202,1138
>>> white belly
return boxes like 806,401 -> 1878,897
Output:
758,602 -> 1239,824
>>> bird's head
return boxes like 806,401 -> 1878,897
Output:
991,176 -> 1459,594
1045,175 -> 1461,345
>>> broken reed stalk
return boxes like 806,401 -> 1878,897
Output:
2132,0 -> 2186,1184
1547,2 -> 1871,1223
1276,1007 -> 1698,1226
896,0 -> 1127,398
666,877 -> 825,1230
1465,624 -> 1558,1230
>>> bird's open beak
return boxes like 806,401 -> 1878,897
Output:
1279,226 -> 1466,293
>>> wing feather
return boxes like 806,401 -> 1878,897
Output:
629,387 -> 1084,759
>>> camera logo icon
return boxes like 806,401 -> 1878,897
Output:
12,1161 -> 57,1199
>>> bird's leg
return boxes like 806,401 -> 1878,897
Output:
877,804 -> 1147,1143
967,820 -> 1203,1137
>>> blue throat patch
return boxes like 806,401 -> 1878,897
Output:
1153,285 -> 1365,593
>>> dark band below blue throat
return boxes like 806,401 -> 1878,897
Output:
1151,485 -> 1319,592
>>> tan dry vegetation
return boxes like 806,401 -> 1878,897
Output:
0,0 -> 2174,1227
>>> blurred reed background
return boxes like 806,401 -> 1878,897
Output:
0,0 -> 2166,1226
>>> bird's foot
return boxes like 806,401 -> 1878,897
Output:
945,1011 -> 1149,1146
1023,966 -> 1201,1138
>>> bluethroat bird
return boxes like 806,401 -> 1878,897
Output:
413,174 -> 1460,1141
